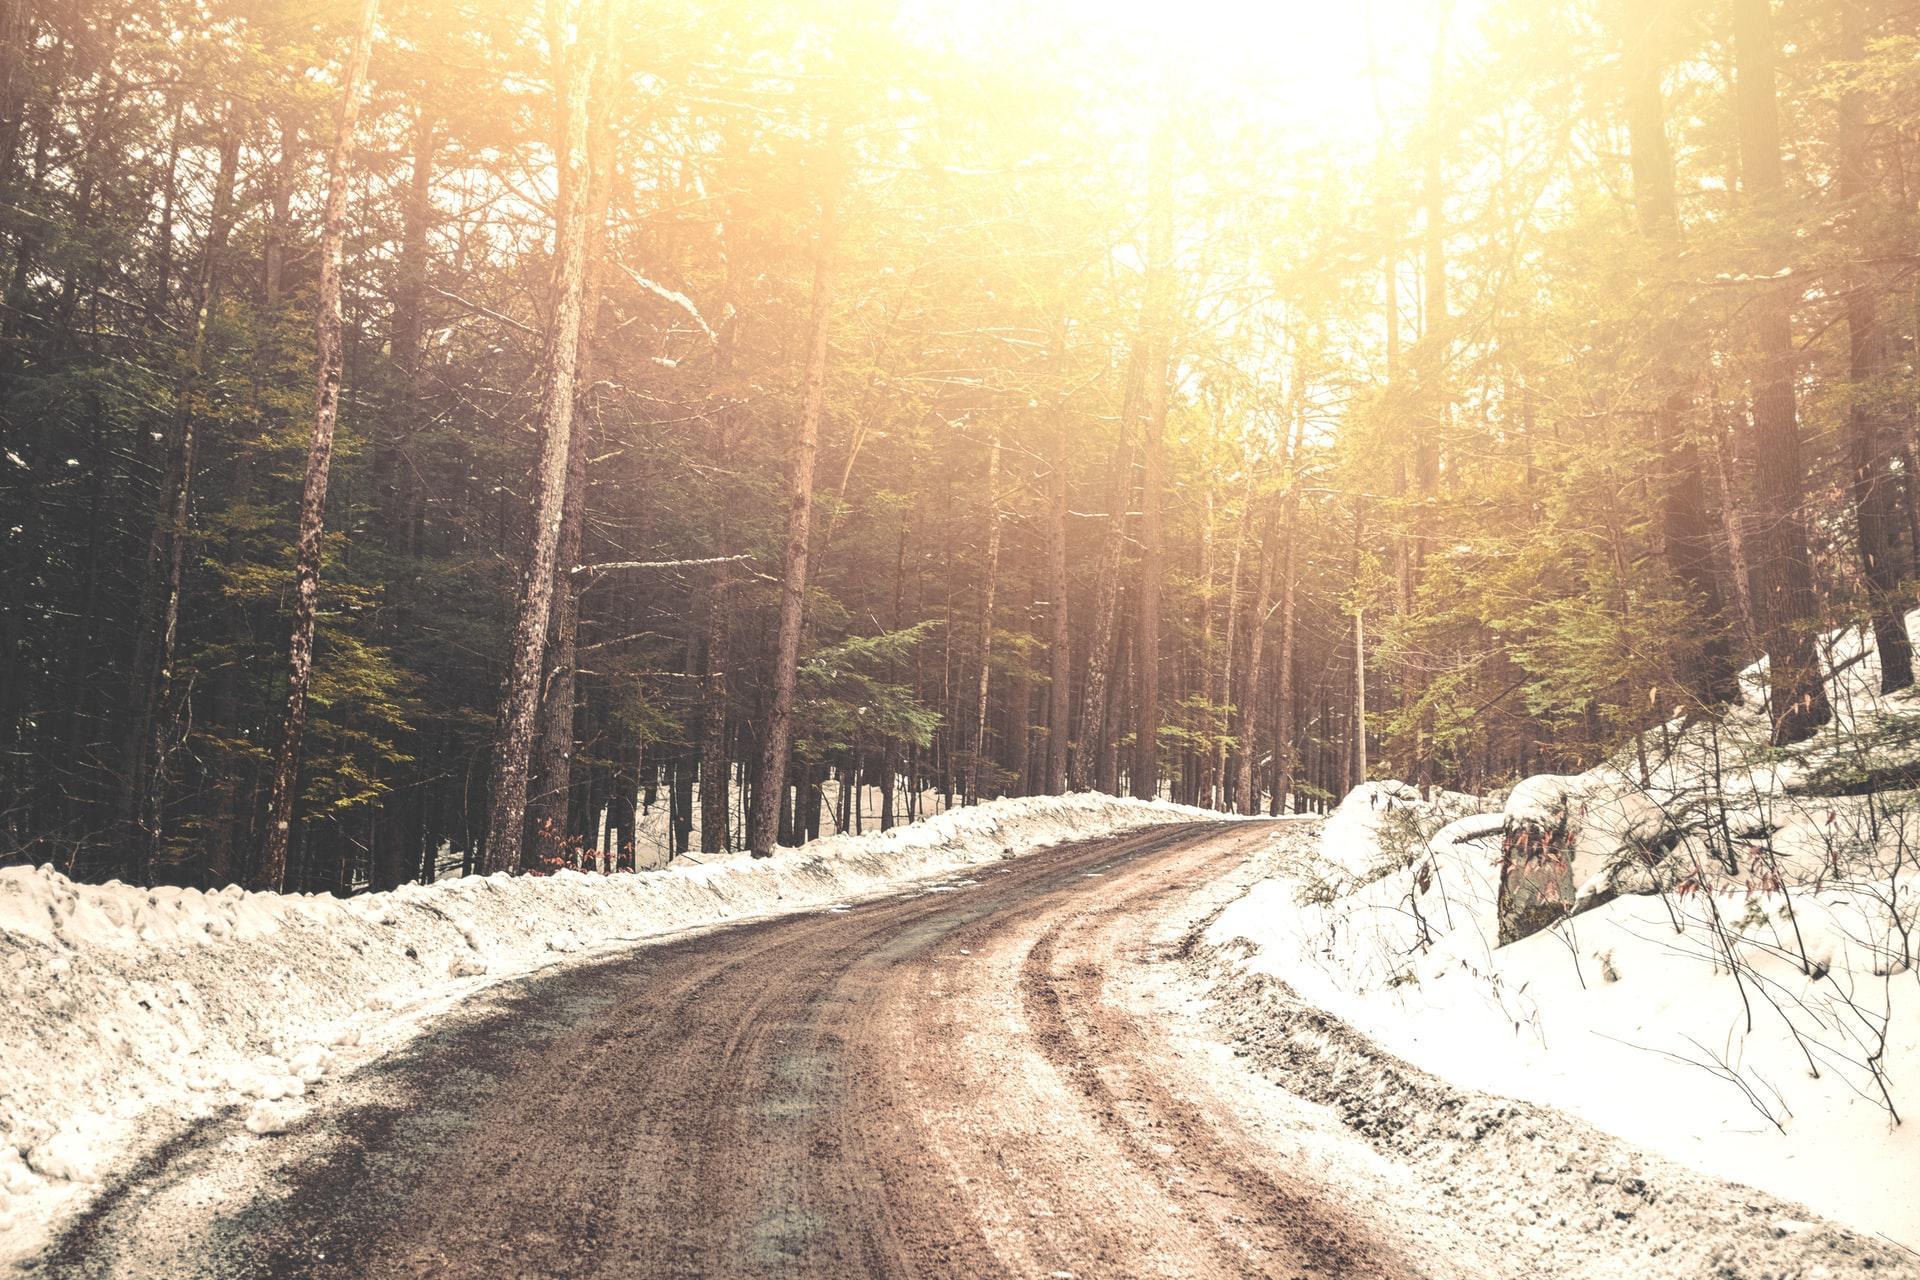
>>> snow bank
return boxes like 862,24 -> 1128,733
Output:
1209,612 -> 1920,1251
0,792 -> 1212,1263
1314,781 -> 1483,883
1213,842 -> 1920,1251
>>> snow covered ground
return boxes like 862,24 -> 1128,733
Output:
0,792 -> 1214,1267
1206,618 -> 1920,1257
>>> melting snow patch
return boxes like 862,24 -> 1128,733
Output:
243,1101 -> 300,1137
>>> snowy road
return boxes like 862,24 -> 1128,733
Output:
34,820 -> 1422,1279
27,818 -> 1911,1279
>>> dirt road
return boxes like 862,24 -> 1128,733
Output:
39,820 -> 1417,1279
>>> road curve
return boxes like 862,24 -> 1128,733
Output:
40,820 -> 1417,1279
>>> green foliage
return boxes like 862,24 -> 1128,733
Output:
796,622 -> 944,757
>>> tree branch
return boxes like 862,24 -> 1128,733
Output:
570,552 -> 753,576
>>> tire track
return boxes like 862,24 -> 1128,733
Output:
35,821 -> 1413,1280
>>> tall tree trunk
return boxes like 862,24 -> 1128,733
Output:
1273,492 -> 1299,814
1837,0 -> 1913,692
264,116 -> 299,331
699,567 -> 732,852
1213,484 -> 1248,809
1102,622 -> 1130,796
1075,355 -> 1142,791
151,101 -> 180,320
1351,536 -> 1367,790
367,104 -> 433,893
1711,403 -> 1764,655
1621,0 -> 1737,706
967,431 -> 1002,803
1407,16 -> 1449,791
1197,472 -> 1220,808
1233,497 -> 1280,815
1008,653 -> 1033,796
0,0 -> 29,186
1731,0 -> 1831,744
530,27 -> 619,862
478,0 -> 603,875
1045,321 -> 1072,794
879,513 -> 908,828
1132,120 -> 1173,801
380,104 -> 435,556
749,143 -> 840,856
257,0 -> 380,891
699,181 -> 747,852
121,116 -> 241,882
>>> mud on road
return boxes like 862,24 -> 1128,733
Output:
39,821 -> 1422,1279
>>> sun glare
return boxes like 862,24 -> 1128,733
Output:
897,0 -> 1473,150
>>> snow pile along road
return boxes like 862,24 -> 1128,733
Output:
0,792 -> 1213,1264
1207,618 -> 1920,1255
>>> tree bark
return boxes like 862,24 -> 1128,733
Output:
478,0 -> 602,875
1197,472 -> 1220,808
1045,321 -> 1072,794
121,115 -> 241,883
1234,496 -> 1281,815
257,0 -> 380,891
1131,119 -> 1173,801
699,568 -> 732,851
1837,0 -> 1913,692
1711,404 -> 1764,655
1621,0 -> 1738,707
529,25 -> 619,863
1348,494 -> 1366,795
1214,486 -> 1247,810
1075,354 -> 1142,792
1273,498 -> 1299,815
377,105 -> 435,556
1731,0 -> 1832,744
1103,622 -> 1130,796
967,431 -> 1002,803
1408,19 -> 1449,791
749,142 -> 840,856
0,0 -> 29,186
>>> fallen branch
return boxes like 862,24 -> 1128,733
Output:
570,552 -> 753,577
1786,760 -> 1920,798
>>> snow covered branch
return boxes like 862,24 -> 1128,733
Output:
620,265 -> 719,345
570,552 -> 753,577
426,284 -> 536,335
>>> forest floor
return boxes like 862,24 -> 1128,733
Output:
20,818 -> 1907,1279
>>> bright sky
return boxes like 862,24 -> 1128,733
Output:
897,0 -> 1481,152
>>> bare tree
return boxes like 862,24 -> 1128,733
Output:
123,113 -> 242,882
529,22 -> 621,864
256,0 -> 381,891
1835,0 -> 1913,692
749,141 -> 842,856
1731,0 -> 1832,743
1045,320 -> 1073,795
479,0 -> 603,874
1620,0 -> 1737,706
1234,494 -> 1281,815
1132,117 -> 1173,801
967,430 -> 1003,802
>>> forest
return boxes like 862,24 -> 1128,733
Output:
2,0 -> 1917,893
